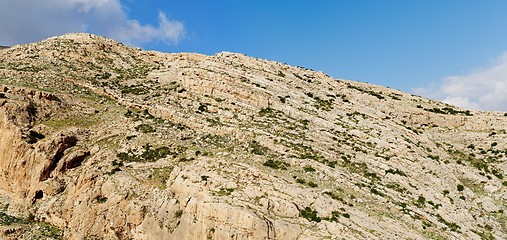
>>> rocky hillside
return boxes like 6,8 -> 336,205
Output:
0,33 -> 506,239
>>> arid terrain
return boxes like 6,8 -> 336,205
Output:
0,33 -> 506,239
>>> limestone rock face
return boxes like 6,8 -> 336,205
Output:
0,33 -> 506,239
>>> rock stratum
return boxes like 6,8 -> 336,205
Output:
0,33 -> 506,239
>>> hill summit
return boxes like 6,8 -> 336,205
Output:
0,33 -> 506,239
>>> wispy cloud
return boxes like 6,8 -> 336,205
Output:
414,52 -> 507,111
0,0 -> 185,47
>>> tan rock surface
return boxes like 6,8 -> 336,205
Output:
0,33 -> 506,239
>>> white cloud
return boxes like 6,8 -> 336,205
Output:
109,12 -> 185,46
0,0 -> 184,47
441,96 -> 481,110
414,52 -> 507,111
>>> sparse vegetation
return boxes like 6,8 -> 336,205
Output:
258,107 -> 277,117
151,167 -> 173,189
0,210 -> 63,239
174,210 -> 183,218
278,95 -> 289,103
307,181 -> 318,188
117,144 -> 173,162
121,84 -> 149,95
385,182 -> 407,193
135,123 -> 155,133
435,213 -> 461,232
249,140 -> 269,155
198,103 -> 209,113
1,33 -> 505,239
305,92 -> 334,111
0,211 -> 27,225
23,130 -> 45,144
424,107 -> 472,116
295,178 -> 306,184
263,159 -> 289,170
303,165 -> 316,172
414,195 -> 426,208
347,84 -> 385,100
95,195 -> 108,203
299,207 -> 321,222
217,188 -> 235,196
201,134 -> 231,148
370,187 -> 385,196
385,168 -> 407,176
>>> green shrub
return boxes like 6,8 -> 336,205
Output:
414,195 -> 426,207
217,188 -> 235,196
385,168 -> 407,176
263,159 -> 289,170
249,140 -> 269,155
491,168 -> 503,179
23,130 -> 45,144
121,85 -> 148,95
299,152 -> 335,168
296,178 -> 306,184
385,183 -> 407,193
370,188 -> 385,196
435,214 -> 461,232
96,195 -> 107,203
347,84 -> 385,100
307,181 -> 318,188
299,207 -> 321,222
135,124 -> 155,133
457,184 -> 465,191
98,72 -> 111,79
174,210 -> 183,218
198,103 -> 209,113
258,107 -> 277,117
303,166 -> 316,172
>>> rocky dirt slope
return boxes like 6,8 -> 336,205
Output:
0,33 -> 506,239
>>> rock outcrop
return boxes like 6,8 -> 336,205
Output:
0,33 -> 506,239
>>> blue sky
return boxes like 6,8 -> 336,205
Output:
1,1 -> 507,111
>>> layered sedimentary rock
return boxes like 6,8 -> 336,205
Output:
0,33 -> 506,239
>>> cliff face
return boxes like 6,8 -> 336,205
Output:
0,33 -> 506,239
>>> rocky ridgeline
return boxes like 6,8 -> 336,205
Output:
0,33 -> 506,239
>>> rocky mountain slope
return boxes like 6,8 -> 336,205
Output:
0,33 -> 506,239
